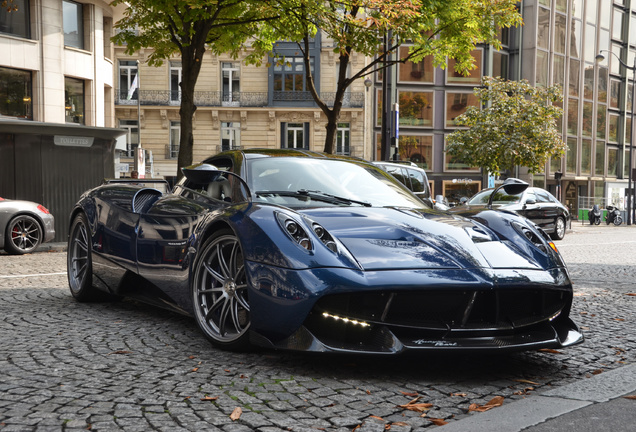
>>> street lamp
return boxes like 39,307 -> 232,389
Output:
597,50 -> 634,225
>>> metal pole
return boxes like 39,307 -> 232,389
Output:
629,56 -> 635,225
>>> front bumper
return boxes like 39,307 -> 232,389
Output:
246,263 -> 583,354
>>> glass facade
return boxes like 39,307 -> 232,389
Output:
0,67 -> 32,119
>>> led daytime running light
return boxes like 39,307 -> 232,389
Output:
322,312 -> 370,327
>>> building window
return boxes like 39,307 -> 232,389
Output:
595,141 -> 605,176
446,49 -> 482,85
398,47 -> 434,84
65,77 -> 85,125
336,123 -> 350,155
581,138 -> 592,175
221,122 -> 240,151
442,180 -> 481,207
444,138 -> 479,172
566,137 -> 578,174
0,67 -> 32,119
222,62 -> 240,106
399,91 -> 433,127
0,0 -> 30,39
63,0 -> 84,50
119,60 -> 138,102
119,119 -> 139,157
281,122 -> 309,149
170,61 -> 182,103
398,135 -> 433,170
273,57 -> 314,99
607,147 -> 618,177
445,92 -> 478,128
567,98 -> 579,135
169,121 -> 180,159
608,112 -> 619,142
493,51 -> 509,79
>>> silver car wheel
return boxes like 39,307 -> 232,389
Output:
68,215 -> 90,295
193,232 -> 250,349
5,215 -> 42,255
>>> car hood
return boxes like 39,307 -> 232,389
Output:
300,207 -> 542,271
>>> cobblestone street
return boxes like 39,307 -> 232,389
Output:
1,225 -> 636,431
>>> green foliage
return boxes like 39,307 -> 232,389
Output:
446,76 -> 566,176
249,0 -> 522,153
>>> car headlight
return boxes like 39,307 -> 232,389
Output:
512,221 -> 558,254
275,212 -> 341,254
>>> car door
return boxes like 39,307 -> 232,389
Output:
518,190 -> 543,227
535,189 -> 559,232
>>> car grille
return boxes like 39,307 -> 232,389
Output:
306,289 -> 570,336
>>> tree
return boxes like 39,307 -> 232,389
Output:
112,0 -> 279,179
252,0 -> 522,154
445,76 -> 566,176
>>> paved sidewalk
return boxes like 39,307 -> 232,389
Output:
439,363 -> 636,431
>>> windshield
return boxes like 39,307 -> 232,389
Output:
247,157 -> 427,209
467,188 -> 522,205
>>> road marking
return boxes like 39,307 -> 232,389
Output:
0,272 -> 67,279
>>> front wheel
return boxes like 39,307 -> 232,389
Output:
192,230 -> 251,351
594,216 -> 601,225
614,215 -> 623,226
4,215 -> 42,254
67,213 -> 114,302
550,217 -> 566,240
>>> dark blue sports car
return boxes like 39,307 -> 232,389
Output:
67,149 -> 583,354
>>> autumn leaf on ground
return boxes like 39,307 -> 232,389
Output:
468,396 -> 504,412
397,400 -> 433,413
450,393 -> 467,397
200,396 -> 218,401
513,379 -> 540,385
614,318 -> 625,322
538,348 -> 562,354
401,391 -> 419,397
369,415 -> 385,421
625,293 -> 636,296
623,395 -> 636,400
192,368 -> 199,372
392,422 -> 409,426
230,407 -> 242,421
429,418 -> 448,426
591,369 -> 603,375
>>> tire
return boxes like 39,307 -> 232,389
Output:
614,215 -> 623,226
550,216 -> 566,241
594,217 -> 601,225
4,215 -> 42,255
192,230 -> 251,351
67,213 -> 114,302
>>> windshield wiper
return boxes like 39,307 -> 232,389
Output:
255,189 -> 371,207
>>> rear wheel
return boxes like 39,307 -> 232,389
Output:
550,216 -> 566,240
4,215 -> 42,255
192,230 -> 251,351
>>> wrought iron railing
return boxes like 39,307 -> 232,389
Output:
116,89 -> 363,108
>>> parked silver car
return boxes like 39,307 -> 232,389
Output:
0,197 -> 55,254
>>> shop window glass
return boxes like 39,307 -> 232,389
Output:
554,14 -> 567,54
608,112 -> 619,142
567,98 -> 579,135
398,47 -> 433,83
399,91 -> 433,127
583,63 -> 594,100
63,0 -> 84,49
597,104 -> 607,140
536,50 -> 549,87
398,135 -> 432,169
582,101 -> 593,137
0,0 -> 29,38
446,50 -> 482,85
596,141 -> 605,176
445,92 -> 478,128
492,51 -> 508,79
554,55 -> 565,88
569,59 -> 580,96
65,77 -> 84,125
0,67 -> 32,119
613,9 -> 624,41
570,19 -> 582,59
608,147 -> 618,177
566,137 -> 578,174
581,139 -> 592,175
537,8 -> 550,50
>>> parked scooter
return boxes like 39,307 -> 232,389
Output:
588,204 -> 602,225
605,205 -> 623,226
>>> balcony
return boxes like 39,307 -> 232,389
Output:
116,89 -> 364,108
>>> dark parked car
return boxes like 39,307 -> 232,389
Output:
451,186 -> 570,240
0,197 -> 55,254
67,149 -> 582,354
